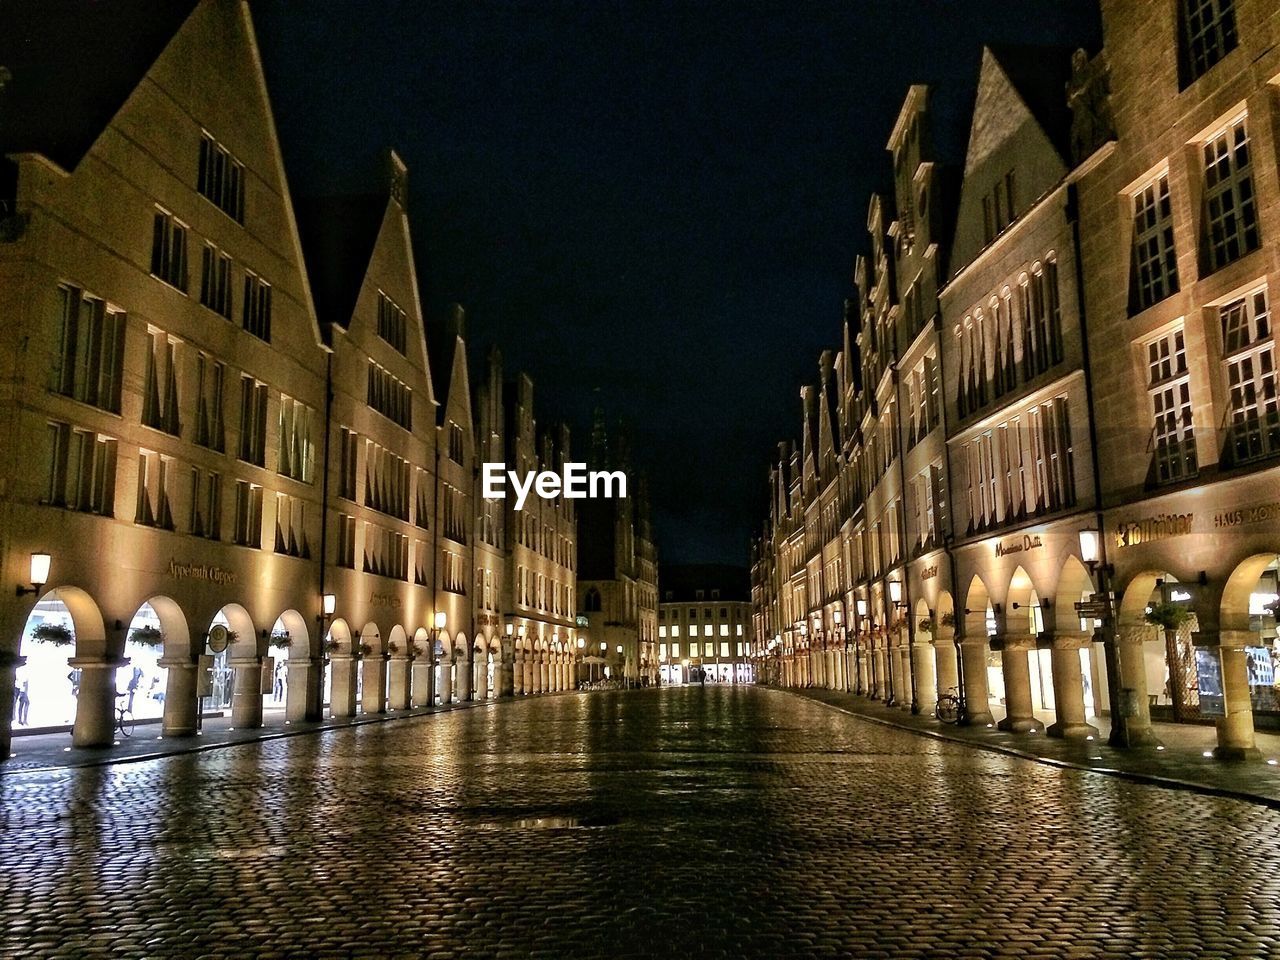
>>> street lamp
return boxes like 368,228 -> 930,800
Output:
322,593 -> 337,617
1079,526 -> 1128,748
16,552 -> 50,597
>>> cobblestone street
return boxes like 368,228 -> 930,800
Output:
4,686 -> 1280,959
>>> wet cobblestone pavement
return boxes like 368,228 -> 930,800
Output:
3,686 -> 1280,959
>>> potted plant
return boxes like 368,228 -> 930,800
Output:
1145,600 -> 1192,721
129,625 -> 164,649
30,622 -> 73,647
269,632 -> 291,651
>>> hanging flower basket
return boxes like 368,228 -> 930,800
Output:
386,641 -> 400,655
1144,601 -> 1190,632
323,638 -> 344,655
129,625 -> 164,648
30,622 -> 73,647
917,618 -> 934,634
939,612 -> 956,629
269,632 -> 292,650
358,642 -> 374,657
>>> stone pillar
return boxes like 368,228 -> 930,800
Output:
285,656 -> 323,722
1213,629 -> 1261,760
229,656 -> 265,729
856,642 -> 869,695
934,640 -> 959,701
158,657 -> 198,737
540,658 -> 549,693
388,655 -> 412,711
1115,626 -> 1161,746
358,651 -> 385,714
329,655 -> 359,717
1047,633 -> 1098,739
411,657 -> 434,707
959,638 -> 994,726
872,641 -> 887,700
996,637 -> 1042,733
499,643 -> 515,698
913,641 -> 938,716
0,654 -> 23,759
438,660 -> 454,704
456,656 -> 473,702
895,642 -> 911,709
526,657 -> 536,694
70,656 -> 124,748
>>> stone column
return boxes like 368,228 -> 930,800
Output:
456,656 -> 473,701
856,642 -> 869,695
996,636 -> 1041,733
229,656 -> 265,729
959,638 -> 994,726
524,657 -> 534,695
896,644 -> 912,709
285,657 -> 323,722
872,640 -> 887,700
388,654 -> 412,711
438,660 -> 454,704
934,639 -> 959,700
359,653 -> 387,715
540,658 -> 549,693
411,656 -> 434,707
329,654 -> 359,717
1213,629 -> 1261,760
913,640 -> 938,716
70,656 -> 124,747
158,657 -> 198,737
0,654 -> 23,759
1115,626 -> 1161,746
1047,633 -> 1098,739
498,642 -> 515,697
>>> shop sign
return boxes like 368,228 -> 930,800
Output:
1195,648 -> 1226,717
476,613 -> 500,626
369,592 -> 402,609
1114,513 -> 1193,548
1214,501 -> 1280,529
168,559 -> 237,585
995,534 -> 1043,558
921,564 -> 938,581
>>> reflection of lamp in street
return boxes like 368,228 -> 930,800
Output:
17,552 -> 51,597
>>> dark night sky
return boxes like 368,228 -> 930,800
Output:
254,0 -> 1100,567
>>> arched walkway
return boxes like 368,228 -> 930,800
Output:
960,575 -> 995,726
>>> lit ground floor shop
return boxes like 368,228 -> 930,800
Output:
768,493 -> 1279,759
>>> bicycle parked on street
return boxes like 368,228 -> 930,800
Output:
115,693 -> 136,739
934,687 -> 962,725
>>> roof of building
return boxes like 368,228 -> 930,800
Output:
0,0 -> 200,170
292,193 -> 388,338
659,565 -> 750,604
987,45 -> 1077,161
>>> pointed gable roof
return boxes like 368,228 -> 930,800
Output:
0,0 -> 200,171
985,45 -> 1076,163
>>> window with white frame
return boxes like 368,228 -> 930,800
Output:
1145,326 -> 1197,483
376,291 -> 407,354
277,396 -> 316,483
135,450 -> 175,530
233,480 -> 263,548
1202,116 -> 1260,273
1220,289 -> 1278,463
275,493 -> 309,558
194,354 -> 225,452
150,210 -> 188,291
197,133 -> 246,222
237,376 -> 268,467
199,244 -> 233,318
189,467 -> 221,540
1131,173 -> 1180,312
52,285 -> 125,414
242,272 -> 272,342
142,328 -> 181,435
46,422 -> 116,515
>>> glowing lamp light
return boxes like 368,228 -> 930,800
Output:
833,610 -> 843,625
505,622 -> 514,636
30,553 -> 51,589
434,611 -> 447,631
322,593 -> 337,616
577,638 -> 585,648
888,580 -> 903,605
616,645 -> 623,653
856,598 -> 868,618
1078,528 -> 1101,565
